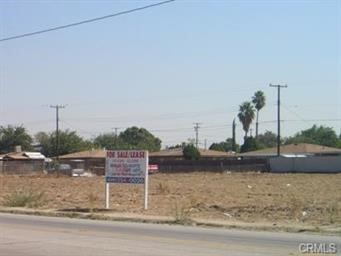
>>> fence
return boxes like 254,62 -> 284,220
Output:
0,160 -> 45,175
150,158 -> 268,172
269,156 -> 341,173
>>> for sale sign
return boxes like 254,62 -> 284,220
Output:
105,150 -> 148,184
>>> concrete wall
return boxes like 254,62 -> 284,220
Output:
269,156 -> 341,173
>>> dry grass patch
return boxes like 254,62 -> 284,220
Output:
0,173 -> 340,226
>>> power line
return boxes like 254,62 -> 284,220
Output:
0,0 -> 176,42
281,103 -> 310,125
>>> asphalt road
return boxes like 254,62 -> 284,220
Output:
0,213 -> 340,256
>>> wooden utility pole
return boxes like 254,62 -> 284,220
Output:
50,105 -> 66,160
269,84 -> 287,156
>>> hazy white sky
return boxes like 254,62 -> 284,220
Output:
0,0 -> 340,147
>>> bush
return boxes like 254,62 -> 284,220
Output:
3,190 -> 46,208
173,200 -> 193,225
156,182 -> 170,195
240,137 -> 263,153
183,144 -> 200,160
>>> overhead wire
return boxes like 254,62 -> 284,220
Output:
0,0 -> 176,42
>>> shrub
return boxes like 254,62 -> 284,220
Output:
183,144 -> 200,160
156,182 -> 170,195
3,190 -> 46,208
173,200 -> 193,225
87,191 -> 99,213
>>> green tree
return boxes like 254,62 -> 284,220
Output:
257,131 -> 278,148
183,144 -> 201,160
252,90 -> 266,138
93,133 -> 124,150
0,125 -> 33,153
118,127 -> 161,152
35,130 -> 92,157
238,101 -> 255,139
285,125 -> 338,147
209,138 -> 240,152
240,137 -> 263,153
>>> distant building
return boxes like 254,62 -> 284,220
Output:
149,148 -> 234,161
0,151 -> 46,175
239,143 -> 341,158
58,149 -> 106,175
237,143 -> 341,173
58,148 -> 237,174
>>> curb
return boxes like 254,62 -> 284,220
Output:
0,207 -> 340,235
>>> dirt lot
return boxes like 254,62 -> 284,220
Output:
0,172 -> 340,226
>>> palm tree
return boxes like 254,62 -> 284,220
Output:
252,90 -> 266,138
238,101 -> 255,139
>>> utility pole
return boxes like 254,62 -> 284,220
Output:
232,118 -> 236,152
193,123 -> 201,149
112,127 -> 120,137
269,84 -> 287,156
112,127 -> 120,148
50,105 -> 66,161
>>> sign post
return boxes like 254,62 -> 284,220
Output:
105,182 -> 110,209
105,150 -> 149,210
144,163 -> 149,210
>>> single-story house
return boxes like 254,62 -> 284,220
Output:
58,149 -> 106,175
149,148 -> 235,161
239,143 -> 341,158
58,148 -> 237,174
0,151 -> 46,174
238,143 -> 341,173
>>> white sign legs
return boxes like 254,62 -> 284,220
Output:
105,182 -> 110,209
144,156 -> 149,210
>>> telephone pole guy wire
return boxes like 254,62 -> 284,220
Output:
0,0 -> 176,42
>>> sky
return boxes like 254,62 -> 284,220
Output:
0,0 -> 340,148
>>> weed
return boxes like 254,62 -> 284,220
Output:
326,201 -> 341,224
156,182 -> 170,195
87,191 -> 99,213
287,193 -> 303,221
3,189 -> 46,208
173,200 -> 193,225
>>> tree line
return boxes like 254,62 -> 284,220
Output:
210,90 -> 341,153
0,126 -> 161,157
1,89 -> 341,156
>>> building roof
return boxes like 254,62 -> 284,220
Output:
59,149 -> 106,159
149,148 -> 233,157
0,152 -> 45,160
239,143 -> 341,156
58,148 -> 233,159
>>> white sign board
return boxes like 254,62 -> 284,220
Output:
105,150 -> 149,209
105,150 -> 148,183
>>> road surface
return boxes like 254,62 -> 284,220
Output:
0,213 -> 340,256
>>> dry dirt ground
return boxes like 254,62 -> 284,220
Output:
0,172 -> 340,226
